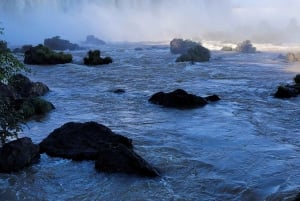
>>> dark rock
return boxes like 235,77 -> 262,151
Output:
84,35 -> 106,46
176,45 -> 210,62
13,45 -> 33,53
83,50 -> 112,65
274,85 -> 299,98
0,82 -> 20,100
274,74 -> 300,98
44,36 -> 80,51
0,137 -> 40,173
221,46 -> 233,51
112,89 -> 125,94
205,95 -> 221,102
235,40 -> 256,53
287,52 -> 300,62
149,89 -> 208,109
95,143 -> 159,177
40,122 -> 158,177
39,121 -> 133,160
8,74 -> 49,98
24,44 -> 72,65
170,38 -> 200,54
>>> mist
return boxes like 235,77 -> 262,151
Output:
0,0 -> 300,45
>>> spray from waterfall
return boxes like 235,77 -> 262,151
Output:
0,0 -> 299,45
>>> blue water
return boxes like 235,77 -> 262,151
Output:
1,43 -> 300,201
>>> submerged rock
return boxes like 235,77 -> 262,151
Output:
274,74 -> 300,98
84,50 -> 112,65
149,89 -> 219,109
44,36 -> 80,51
176,45 -> 210,62
235,40 -> 256,53
39,122 -> 159,177
83,35 -> 106,46
170,38 -> 200,54
24,44 -> 72,65
0,137 -> 40,173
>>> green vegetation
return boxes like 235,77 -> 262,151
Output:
24,44 -> 72,65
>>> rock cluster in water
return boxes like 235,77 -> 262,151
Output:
83,35 -> 106,46
24,44 -> 73,65
274,74 -> 300,98
235,40 -> 256,53
170,38 -> 210,62
84,50 -> 113,65
40,121 -> 159,177
149,89 -> 220,109
0,74 -> 54,119
44,36 -> 80,51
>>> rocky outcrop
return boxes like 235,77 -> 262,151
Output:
40,122 -> 159,177
235,40 -> 256,53
176,45 -> 210,63
83,35 -> 106,46
274,74 -> 300,98
8,74 -> 49,98
44,36 -> 80,51
0,137 -> 40,173
83,50 -> 112,65
149,89 -> 220,109
24,44 -> 72,65
0,74 -> 54,119
170,38 -> 199,54
287,52 -> 300,62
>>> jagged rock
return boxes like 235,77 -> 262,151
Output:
8,74 -> 49,98
176,45 -> 210,62
149,89 -> 211,108
83,35 -> 106,46
235,40 -> 256,53
24,44 -> 72,65
0,137 -> 40,173
83,50 -> 112,65
170,38 -> 200,54
44,36 -> 80,51
40,122 -> 159,177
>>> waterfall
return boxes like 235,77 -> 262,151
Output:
0,0 -> 299,45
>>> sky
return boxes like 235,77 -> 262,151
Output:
0,0 -> 299,45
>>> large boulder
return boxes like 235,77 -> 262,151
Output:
0,137 -> 40,173
235,40 -> 256,53
44,36 -> 80,51
95,143 -> 159,177
274,74 -> 300,98
83,50 -> 112,65
24,44 -> 72,65
8,74 -> 49,98
176,45 -> 210,62
40,122 -> 159,177
170,38 -> 200,54
83,35 -> 106,46
149,89 -> 219,109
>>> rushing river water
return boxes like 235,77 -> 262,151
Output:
1,43 -> 300,201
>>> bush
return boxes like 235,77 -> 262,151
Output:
24,44 -> 72,65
